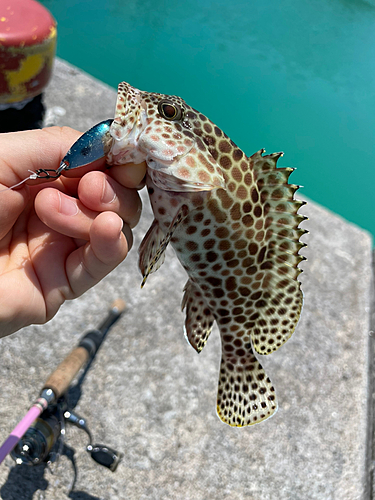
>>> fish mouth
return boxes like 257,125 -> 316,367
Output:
108,113 -> 148,165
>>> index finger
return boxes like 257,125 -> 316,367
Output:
108,162 -> 147,189
61,159 -> 147,190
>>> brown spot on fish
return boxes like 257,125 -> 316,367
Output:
219,155 -> 232,170
233,149 -> 243,161
219,140 -> 231,153
204,123 -> 213,133
231,167 -> 242,182
186,241 -> 198,251
207,199 -> 227,223
219,240 -> 231,251
186,156 -> 196,168
244,173 -> 252,185
207,251 -> 218,262
204,239 -> 216,250
215,226 -> 229,239
230,203 -> 241,221
217,190 -> 234,210
236,186 -> 247,200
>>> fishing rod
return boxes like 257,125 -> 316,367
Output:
0,299 -> 126,474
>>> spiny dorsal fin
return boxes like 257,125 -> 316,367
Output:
246,150 -> 306,355
182,280 -> 215,353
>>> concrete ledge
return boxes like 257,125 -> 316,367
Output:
0,59 -> 373,500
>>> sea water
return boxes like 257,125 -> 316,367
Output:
41,0 -> 375,239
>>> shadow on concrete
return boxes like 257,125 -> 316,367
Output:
0,463 -> 48,500
0,443 -> 101,500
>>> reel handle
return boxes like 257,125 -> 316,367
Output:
87,444 -> 123,472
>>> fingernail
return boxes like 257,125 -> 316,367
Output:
102,179 -> 116,204
118,219 -> 124,239
59,193 -> 78,216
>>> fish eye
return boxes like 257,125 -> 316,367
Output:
158,99 -> 183,121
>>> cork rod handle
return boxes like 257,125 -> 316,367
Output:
43,346 -> 89,399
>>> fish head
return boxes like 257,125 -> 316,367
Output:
107,82 -> 225,192
107,82 -> 149,165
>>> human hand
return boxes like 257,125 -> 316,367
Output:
0,126 -> 147,338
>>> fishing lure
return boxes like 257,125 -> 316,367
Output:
0,119 -> 113,192
4,84 -> 307,427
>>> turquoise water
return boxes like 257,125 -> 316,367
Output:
41,0 -> 375,239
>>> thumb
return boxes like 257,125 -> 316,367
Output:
0,127 -> 81,240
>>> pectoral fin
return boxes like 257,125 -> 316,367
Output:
140,206 -> 189,287
138,219 -> 166,277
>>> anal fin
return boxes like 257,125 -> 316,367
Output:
217,341 -> 277,427
182,280 -> 215,353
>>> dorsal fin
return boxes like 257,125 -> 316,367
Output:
246,150 -> 307,355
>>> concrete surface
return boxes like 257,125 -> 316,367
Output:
0,59 -> 373,500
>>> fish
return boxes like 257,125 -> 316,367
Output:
106,82 -> 307,427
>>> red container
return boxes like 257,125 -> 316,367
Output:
0,0 -> 56,105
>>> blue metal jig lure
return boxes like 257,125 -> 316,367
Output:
57,118 -> 113,175
0,119 -> 113,192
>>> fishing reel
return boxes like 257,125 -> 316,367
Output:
11,398 -> 122,472
0,299 -> 126,489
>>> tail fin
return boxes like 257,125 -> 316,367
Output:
216,344 -> 277,427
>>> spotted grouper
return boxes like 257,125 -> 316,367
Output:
107,82 -> 307,427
